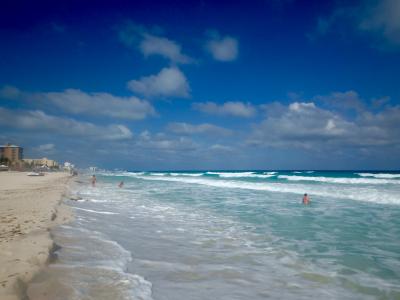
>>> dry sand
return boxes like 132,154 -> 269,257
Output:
0,172 -> 72,300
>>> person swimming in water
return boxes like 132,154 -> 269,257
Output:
118,181 -> 124,188
302,193 -> 310,205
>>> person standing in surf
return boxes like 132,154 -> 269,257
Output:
91,175 -> 96,187
302,193 -> 310,205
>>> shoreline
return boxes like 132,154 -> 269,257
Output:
0,171 -> 73,300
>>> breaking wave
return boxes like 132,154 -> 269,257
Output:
205,171 -> 275,178
278,175 -> 400,185
356,173 -> 400,179
135,175 -> 400,205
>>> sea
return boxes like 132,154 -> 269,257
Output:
28,170 -> 400,299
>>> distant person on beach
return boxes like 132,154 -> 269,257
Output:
118,181 -> 124,188
302,193 -> 310,205
91,175 -> 96,187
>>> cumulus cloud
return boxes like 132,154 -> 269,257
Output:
314,90 -> 365,112
248,100 -> 400,149
193,101 -> 256,117
0,86 -> 156,120
372,96 -> 391,108
140,34 -> 192,64
167,122 -> 232,136
0,108 -> 133,141
39,89 -> 156,120
127,67 -> 190,98
358,0 -> 400,46
310,0 -> 400,49
205,31 -> 238,61
118,22 -> 192,64
136,130 -> 198,153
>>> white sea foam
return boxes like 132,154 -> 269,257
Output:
206,171 -> 255,176
252,174 -> 276,178
65,173 -> 400,299
99,171 -> 146,177
106,171 -> 277,179
124,172 -> 145,176
114,172 -> 146,178
170,172 -> 204,176
74,207 -> 120,215
50,225 -> 153,300
278,175 -> 400,185
149,172 -> 168,176
87,199 -> 108,203
135,175 -> 400,204
206,171 -> 275,178
217,173 -> 275,179
356,173 -> 400,179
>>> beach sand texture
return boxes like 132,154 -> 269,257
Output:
0,172 -> 72,300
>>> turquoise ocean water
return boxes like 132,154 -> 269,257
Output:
29,171 -> 400,299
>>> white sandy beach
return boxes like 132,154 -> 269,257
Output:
0,172 -> 72,300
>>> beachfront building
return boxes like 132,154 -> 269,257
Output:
0,143 -> 24,165
23,157 -> 59,169
63,161 -> 75,171
64,161 -> 72,170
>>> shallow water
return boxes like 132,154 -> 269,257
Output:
29,171 -> 400,299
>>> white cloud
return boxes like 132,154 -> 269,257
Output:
167,122 -> 232,136
127,67 -> 190,98
193,101 -> 256,117
310,0 -> 400,49
358,0 -> 400,46
0,108 -> 133,141
39,89 -> 156,120
372,96 -> 391,108
314,90 -> 365,112
136,130 -> 198,152
248,100 -> 400,149
140,34 -> 192,64
118,22 -> 192,64
0,86 -> 156,120
205,32 -> 238,61
251,101 -> 354,148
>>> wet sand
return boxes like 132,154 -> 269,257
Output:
0,172 -> 72,300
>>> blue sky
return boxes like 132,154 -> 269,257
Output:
0,0 -> 399,170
